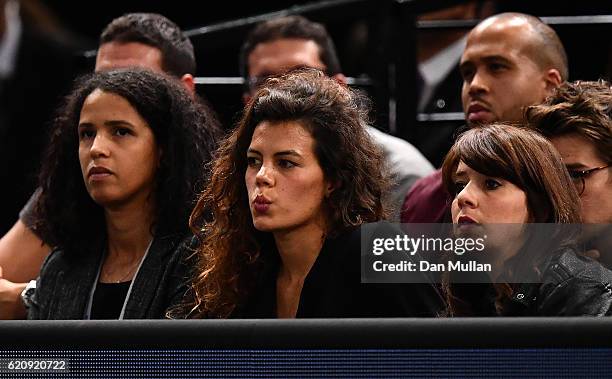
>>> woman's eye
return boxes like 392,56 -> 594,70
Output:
278,159 -> 296,169
453,181 -> 466,195
79,130 -> 95,139
247,156 -> 261,167
485,179 -> 501,190
115,128 -> 131,136
567,170 -> 584,180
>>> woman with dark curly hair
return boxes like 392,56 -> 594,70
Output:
441,123 -> 612,316
27,68 -> 220,319
182,69 -> 442,319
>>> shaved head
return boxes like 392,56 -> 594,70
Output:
474,13 -> 568,81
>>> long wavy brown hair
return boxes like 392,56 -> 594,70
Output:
185,69 -> 389,318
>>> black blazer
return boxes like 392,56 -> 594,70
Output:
28,234 -> 194,320
235,222 -> 445,318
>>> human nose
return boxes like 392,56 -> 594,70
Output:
456,183 -> 477,209
90,134 -> 110,158
255,163 -> 274,187
467,69 -> 489,96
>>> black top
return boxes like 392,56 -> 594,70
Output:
91,281 -> 131,319
234,222 -> 444,318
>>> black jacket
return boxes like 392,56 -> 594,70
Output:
234,222 -> 445,318
451,248 -> 612,317
503,249 -> 612,316
28,234 -> 194,320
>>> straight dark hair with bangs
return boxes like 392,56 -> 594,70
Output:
441,123 -> 580,224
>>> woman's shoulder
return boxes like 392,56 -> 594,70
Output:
537,248 -> 612,316
544,248 -> 612,285
40,244 -> 100,275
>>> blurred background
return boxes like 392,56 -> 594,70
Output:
33,1 -> 612,142
0,0 -> 606,234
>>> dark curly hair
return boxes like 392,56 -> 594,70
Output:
186,69 -> 389,318
36,68 -> 220,254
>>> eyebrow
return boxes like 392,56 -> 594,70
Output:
564,162 -> 589,170
460,55 -> 513,67
77,120 -> 135,128
105,120 -> 135,128
247,148 -> 303,158
454,168 -> 467,178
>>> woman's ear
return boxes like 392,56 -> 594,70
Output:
180,74 -> 196,96
325,180 -> 340,198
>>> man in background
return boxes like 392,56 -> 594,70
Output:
401,12 -> 568,224
527,80 -> 612,267
240,15 -> 434,221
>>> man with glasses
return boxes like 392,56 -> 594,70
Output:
527,80 -> 612,267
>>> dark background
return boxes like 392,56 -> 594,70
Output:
39,0 -> 612,131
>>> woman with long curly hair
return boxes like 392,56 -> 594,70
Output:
441,123 -> 612,316
27,68 -> 220,319
183,69 -> 442,319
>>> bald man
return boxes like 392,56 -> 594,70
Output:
401,13 -> 567,224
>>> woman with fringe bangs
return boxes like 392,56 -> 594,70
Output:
441,123 -> 612,316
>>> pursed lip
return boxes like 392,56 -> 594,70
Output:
87,165 -> 113,178
252,194 -> 272,214
253,194 -> 272,205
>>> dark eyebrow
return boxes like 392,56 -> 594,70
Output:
274,150 -> 302,158
454,168 -> 467,178
246,148 -> 302,158
565,162 -> 589,170
104,120 -> 135,128
460,55 -> 513,68
77,120 -> 135,129
481,55 -> 513,65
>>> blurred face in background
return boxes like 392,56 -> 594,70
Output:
550,133 -> 612,225
96,41 -> 164,73
245,38 -> 326,99
460,17 -> 557,125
